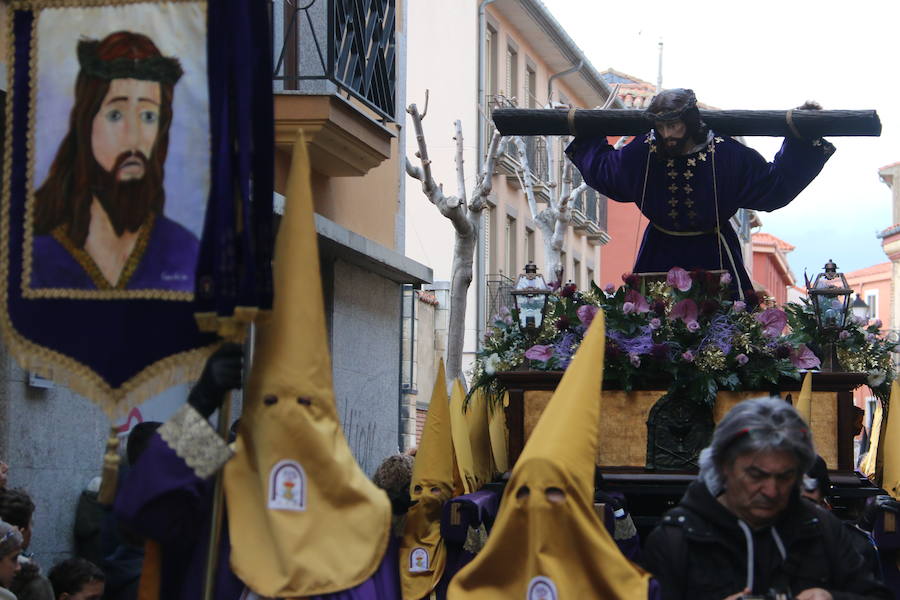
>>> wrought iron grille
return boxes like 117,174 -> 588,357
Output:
272,0 -> 396,122
524,136 -> 549,182
486,274 -> 515,326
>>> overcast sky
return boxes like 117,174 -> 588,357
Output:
541,0 -> 898,283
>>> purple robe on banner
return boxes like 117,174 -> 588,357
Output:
566,132 -> 833,294
115,408 -> 400,600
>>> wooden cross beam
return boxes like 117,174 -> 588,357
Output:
491,108 -> 881,138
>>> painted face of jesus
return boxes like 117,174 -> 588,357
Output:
655,119 -> 688,155
91,78 -> 161,181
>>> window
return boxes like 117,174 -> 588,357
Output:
505,216 -> 517,277
866,291 -> 878,320
560,250 -> 567,282
573,258 -> 581,290
525,65 -> 536,108
587,267 -> 595,287
486,205 -> 496,274
486,26 -> 498,98
506,45 -> 518,105
525,228 -> 535,264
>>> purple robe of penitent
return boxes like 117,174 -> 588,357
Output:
566,132 -> 834,294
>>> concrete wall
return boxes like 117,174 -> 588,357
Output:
330,258 -> 402,474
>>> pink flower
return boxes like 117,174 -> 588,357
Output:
629,353 -> 641,367
874,319 -> 883,328
624,290 -> 650,313
732,301 -> 746,313
682,350 -> 695,362
670,299 -> 699,324
756,307 -> 788,338
666,266 -> 692,292
866,333 -> 876,343
839,330 -> 850,341
790,344 -> 821,369
687,320 -> 701,332
736,353 -> 749,366
649,318 -> 662,330
720,272 -> 733,285
525,344 -> 554,362
604,283 -> 616,295
622,302 -> 636,314
577,305 -> 599,328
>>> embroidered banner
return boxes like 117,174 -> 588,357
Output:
1,0 -> 273,415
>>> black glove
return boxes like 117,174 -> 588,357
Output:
188,342 -> 244,418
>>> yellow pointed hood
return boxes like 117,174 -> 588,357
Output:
796,372 -> 812,425
449,311 -> 651,599
488,393 -> 509,475
861,398 -> 883,479
450,379 -> 478,495
400,361 -> 454,600
881,380 -> 900,500
223,134 -> 391,597
466,387 -> 495,487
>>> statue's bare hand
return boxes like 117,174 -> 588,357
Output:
797,100 -> 822,111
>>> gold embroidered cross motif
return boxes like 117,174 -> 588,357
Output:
684,184 -> 693,194
698,152 -> 707,162
812,139 -> 822,146
684,199 -> 694,207
668,170 -> 678,178
666,159 -> 675,167
687,158 -> 696,167
668,209 -> 678,220
668,198 -> 678,207
649,144 -> 657,153
688,210 -> 698,219
668,184 -> 678,193
684,170 -> 694,179
715,137 -> 724,143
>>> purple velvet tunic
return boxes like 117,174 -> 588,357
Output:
566,132 -> 833,293
115,433 -> 400,600
30,215 -> 199,292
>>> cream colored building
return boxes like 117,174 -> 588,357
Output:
404,0 -> 618,395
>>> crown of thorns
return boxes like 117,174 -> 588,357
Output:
77,39 -> 183,85
646,89 -> 698,122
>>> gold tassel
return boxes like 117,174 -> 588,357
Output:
97,426 -> 121,506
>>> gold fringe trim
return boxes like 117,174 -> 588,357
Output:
195,307 -> 272,343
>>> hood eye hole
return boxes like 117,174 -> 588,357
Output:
430,486 -> 441,495
263,395 -> 278,406
515,485 -> 530,500
413,485 -> 422,494
545,487 -> 566,503
297,397 -> 312,405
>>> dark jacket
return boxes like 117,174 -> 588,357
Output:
643,480 -> 892,600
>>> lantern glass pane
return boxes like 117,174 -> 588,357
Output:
518,294 -> 545,329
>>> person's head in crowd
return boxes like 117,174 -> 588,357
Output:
698,396 -> 815,528
48,558 -> 105,600
0,488 -> 35,550
0,461 -> 7,490
851,405 -> 865,437
0,519 -> 23,589
125,421 -> 162,467
800,455 -> 831,507
372,453 -> 414,515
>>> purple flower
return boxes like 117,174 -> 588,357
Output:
525,344 -> 554,362
721,272 -> 733,285
682,350 -> 695,362
629,353 -> 641,367
666,266 -> 692,292
839,330 -> 851,341
756,307 -> 788,338
622,302 -> 636,314
577,304 -> 599,328
732,301 -> 746,314
866,333 -> 876,343
790,344 -> 821,369
649,318 -> 662,330
874,319 -> 883,328
670,299 -> 699,324
687,320 -> 701,332
736,353 -> 749,366
625,289 -> 650,313
622,273 -> 640,288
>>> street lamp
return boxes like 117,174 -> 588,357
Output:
511,263 -> 551,336
806,259 -> 852,371
851,294 -> 869,323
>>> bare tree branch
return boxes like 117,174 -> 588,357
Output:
471,130 -> 502,210
453,120 -> 467,210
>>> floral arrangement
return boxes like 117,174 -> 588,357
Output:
471,267 -> 898,408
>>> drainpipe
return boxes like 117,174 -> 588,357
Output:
546,60 -> 582,106
476,0 -> 496,353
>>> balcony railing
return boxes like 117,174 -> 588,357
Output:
486,274 -> 515,327
271,0 -> 396,122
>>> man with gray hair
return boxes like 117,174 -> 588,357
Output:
643,397 -> 890,600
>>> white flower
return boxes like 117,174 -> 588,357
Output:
867,369 -> 886,388
484,353 -> 500,376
